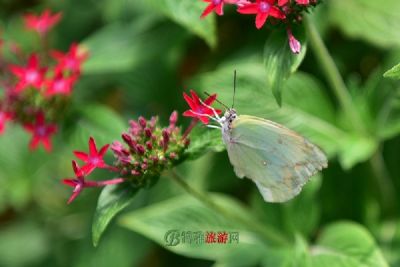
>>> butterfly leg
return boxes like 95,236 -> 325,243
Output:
206,125 -> 221,129
198,98 -> 222,121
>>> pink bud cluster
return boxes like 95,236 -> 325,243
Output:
0,10 -> 88,152
111,111 -> 189,188
200,0 -> 321,54
62,111 -> 191,203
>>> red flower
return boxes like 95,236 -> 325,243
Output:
74,137 -> 111,175
183,90 -> 221,124
62,160 -> 124,204
51,43 -> 89,74
44,71 -> 76,97
24,113 -> 57,152
9,54 -> 47,93
0,111 -> 13,135
238,0 -> 286,29
23,9 -> 62,36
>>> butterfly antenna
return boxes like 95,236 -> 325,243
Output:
232,70 -> 237,109
203,91 -> 229,109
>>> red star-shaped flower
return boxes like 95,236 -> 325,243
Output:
74,137 -> 110,175
0,110 -> 13,135
23,9 -> 62,36
24,113 -> 57,152
238,0 -> 286,29
44,71 -> 76,97
183,90 -> 221,124
51,43 -> 89,74
9,54 -> 47,93
62,160 -> 125,204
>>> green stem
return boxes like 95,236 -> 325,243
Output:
304,17 -> 396,214
304,17 -> 365,133
370,148 -> 396,214
169,169 -> 290,247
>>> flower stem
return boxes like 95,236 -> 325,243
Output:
369,148 -> 397,215
169,169 -> 290,246
304,17 -> 365,133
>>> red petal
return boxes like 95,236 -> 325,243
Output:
74,151 -> 89,162
237,4 -> 259,14
183,92 -> 197,111
201,3 -> 215,18
215,3 -> 224,16
27,54 -> 39,68
62,179 -> 77,187
190,90 -> 201,107
198,116 -> 210,124
96,178 -> 125,186
204,94 -> 217,105
98,144 -> 110,156
9,65 -> 24,77
67,189 -> 81,204
29,137 -> 40,150
88,137 -> 98,155
278,0 -> 289,5
269,7 -> 286,19
255,12 -> 269,29
41,138 -> 52,152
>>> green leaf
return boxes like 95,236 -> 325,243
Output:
92,184 -> 140,247
145,0 -> 217,48
311,222 -> 389,267
64,104 -> 125,148
251,175 -> 322,239
264,29 -> 307,106
383,63 -> 400,79
184,126 -> 225,160
82,16 -> 186,74
328,0 -> 400,48
119,193 -> 268,261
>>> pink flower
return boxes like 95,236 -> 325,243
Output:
183,90 -> 221,124
287,28 -> 301,54
51,43 -> 88,74
24,112 -> 57,152
238,0 -> 286,29
23,9 -> 62,36
62,160 -> 124,204
9,54 -> 47,93
0,110 -> 13,135
73,137 -> 111,175
44,71 -> 76,97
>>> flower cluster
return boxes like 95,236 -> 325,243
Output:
62,111 -> 191,203
112,111 -> 189,187
201,0 -> 320,54
0,9 -> 88,151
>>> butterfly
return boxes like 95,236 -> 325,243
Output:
213,108 -> 328,202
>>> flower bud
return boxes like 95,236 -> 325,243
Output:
144,127 -> 152,138
169,111 -> 178,128
131,170 -> 141,176
138,116 -> 147,128
136,144 -> 145,155
146,141 -> 153,150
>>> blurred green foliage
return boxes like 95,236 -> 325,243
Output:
1,0 -> 400,266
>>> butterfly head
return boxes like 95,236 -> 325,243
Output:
222,108 -> 237,127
